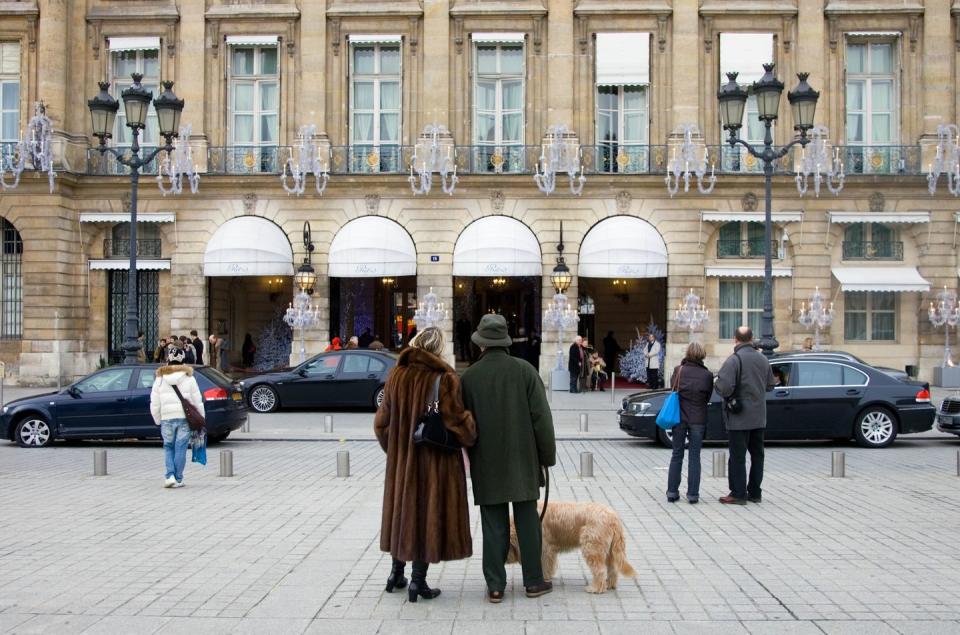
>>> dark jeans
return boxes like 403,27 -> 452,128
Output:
569,370 -> 580,393
480,500 -> 544,592
727,428 -> 765,500
647,367 -> 659,389
667,423 -> 705,499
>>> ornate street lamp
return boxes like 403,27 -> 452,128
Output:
549,221 -> 572,294
294,221 -> 317,295
718,64 -> 819,356
543,222 -> 579,387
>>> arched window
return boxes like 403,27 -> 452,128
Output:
0,217 -> 22,338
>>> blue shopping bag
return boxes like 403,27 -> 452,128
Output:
655,391 -> 681,430
191,429 -> 207,465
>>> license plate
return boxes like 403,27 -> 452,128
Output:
939,415 -> 954,424
232,392 -> 242,401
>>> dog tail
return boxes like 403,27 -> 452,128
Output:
611,525 -> 637,578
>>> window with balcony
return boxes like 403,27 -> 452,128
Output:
350,40 -> 401,173
719,280 -> 764,339
842,223 -> 902,260
595,33 -> 649,173
719,33 -> 774,173
845,38 -> 899,174
110,45 -> 160,150
473,37 -> 524,173
844,291 -> 896,341
717,222 -> 778,259
0,42 -> 20,146
228,44 -> 280,172
107,223 -> 161,259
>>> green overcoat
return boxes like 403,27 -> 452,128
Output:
460,348 -> 556,505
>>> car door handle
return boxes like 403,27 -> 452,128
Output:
846,389 -> 862,395
115,397 -> 128,402
367,374 -> 378,379
775,390 -> 790,397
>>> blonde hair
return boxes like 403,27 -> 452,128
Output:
684,341 -> 706,363
411,327 -> 445,356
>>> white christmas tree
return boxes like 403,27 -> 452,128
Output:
618,317 -> 666,384
253,310 -> 293,371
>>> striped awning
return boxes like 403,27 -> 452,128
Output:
596,33 -> 650,86
348,34 -> 402,44
832,266 -> 930,292
828,212 -> 929,224
706,266 -> 793,278
471,32 -> 525,44
80,212 -> 175,224
107,36 -> 160,52
89,259 -> 170,271
225,35 -> 278,46
701,211 -> 803,224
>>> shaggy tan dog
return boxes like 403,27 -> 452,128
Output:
507,502 -> 637,593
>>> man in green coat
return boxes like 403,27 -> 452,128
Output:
461,314 -> 556,602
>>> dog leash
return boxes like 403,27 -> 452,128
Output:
540,467 -> 549,522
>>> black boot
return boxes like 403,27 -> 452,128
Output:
407,560 -> 441,602
385,559 -> 408,593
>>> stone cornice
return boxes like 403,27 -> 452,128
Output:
204,5 -> 301,19
450,1 -> 546,17
573,0 -> 671,17
86,5 -> 180,21
699,1 -> 796,16
0,1 -> 37,17
327,1 -> 423,17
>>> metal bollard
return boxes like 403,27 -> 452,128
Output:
219,450 -> 234,477
579,412 -> 589,433
323,414 -> 334,433
831,451 -> 845,478
955,450 -> 958,477
93,449 -> 107,476
547,374 -> 552,404
580,451 -> 594,477
241,419 -> 250,433
610,372 -> 616,404
337,450 -> 350,477
711,451 -> 726,478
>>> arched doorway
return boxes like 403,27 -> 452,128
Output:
328,216 -> 418,350
453,216 -> 542,364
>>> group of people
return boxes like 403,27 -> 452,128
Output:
374,314 -> 556,603
567,336 -> 610,392
325,329 -> 386,352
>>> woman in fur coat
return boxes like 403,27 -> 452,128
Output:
374,327 -> 477,602
149,342 -> 205,488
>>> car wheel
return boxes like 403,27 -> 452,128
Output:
854,407 -> 898,448
657,426 -> 673,447
16,415 -> 54,448
373,386 -> 385,410
207,431 -> 229,444
249,385 -> 279,413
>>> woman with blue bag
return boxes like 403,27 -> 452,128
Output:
664,342 -> 714,504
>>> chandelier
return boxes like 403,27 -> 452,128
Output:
413,286 -> 447,330
0,101 -> 56,192
284,290 -> 320,364
409,123 -> 458,195
927,124 -> 960,196
281,124 -> 330,195
157,123 -> 199,195
928,286 -> 960,367
797,286 -> 834,350
534,124 -> 585,196
665,123 -> 716,197
490,277 -> 507,288
543,292 -> 579,371
674,289 -> 709,340
795,125 -> 844,197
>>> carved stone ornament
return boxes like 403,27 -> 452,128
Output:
242,193 -> 257,215
741,192 -> 758,212
869,191 -> 884,213
616,191 -> 631,214
490,190 -> 505,213
365,193 -> 380,214
121,192 -> 131,213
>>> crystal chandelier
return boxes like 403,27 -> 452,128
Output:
797,286 -> 834,351
674,289 -> 709,341
0,101 -> 56,192
927,123 -> 960,196
409,123 -> 458,195
534,124 -> 585,196
413,287 -> 447,330
795,125 -> 844,197
543,292 -> 580,371
928,286 -> 960,367
281,124 -> 329,196
156,124 -> 199,195
665,123 -> 716,197
284,290 -> 320,364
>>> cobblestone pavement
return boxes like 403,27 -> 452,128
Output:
2,436 -> 960,634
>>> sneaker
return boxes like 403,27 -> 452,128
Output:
173,481 -> 185,488
164,476 -> 176,488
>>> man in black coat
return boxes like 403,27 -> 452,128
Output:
190,330 -> 204,365
567,335 -> 584,393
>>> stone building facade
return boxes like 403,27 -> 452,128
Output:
0,0 -> 958,385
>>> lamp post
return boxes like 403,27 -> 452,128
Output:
88,73 -> 191,365
797,286 -> 834,351
928,286 -> 960,367
718,65 -> 819,356
543,222 -> 579,389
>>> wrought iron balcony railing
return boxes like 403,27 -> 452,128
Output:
86,147 -> 161,175
842,241 -> 903,261
103,238 -> 162,259
717,240 -> 781,259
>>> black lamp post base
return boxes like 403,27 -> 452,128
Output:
757,336 -> 780,358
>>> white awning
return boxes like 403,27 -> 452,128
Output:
471,32 -> 526,44
79,212 -> 175,224
348,34 -> 402,44
225,35 -> 279,46
719,33 -> 774,83
89,259 -> 170,271
701,211 -> 803,224
328,216 -> 417,278
107,36 -> 160,52
706,266 -> 793,278
828,211 -> 929,224
203,216 -> 293,277
579,216 -> 667,278
453,216 -> 541,277
846,31 -> 901,37
596,33 -> 650,86
832,266 -> 930,292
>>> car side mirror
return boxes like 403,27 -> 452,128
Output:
67,386 -> 80,398
297,368 -> 307,377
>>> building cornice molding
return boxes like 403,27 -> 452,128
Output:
699,1 -> 796,17
327,1 -> 423,17
450,0 -> 546,17
573,0 -> 671,17
0,1 -> 37,17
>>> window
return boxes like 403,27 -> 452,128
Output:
717,222 -> 770,259
719,33 -> 773,172
75,368 -> 134,394
474,40 -> 524,172
110,47 -> 160,148
305,354 -> 341,375
795,362 -> 843,387
0,43 -> 19,144
845,39 -> 898,173
137,369 -> 156,389
842,223 -> 901,260
718,280 -> 764,339
350,41 -> 401,172
844,291 -> 896,341
107,270 -> 159,364
341,354 -> 371,374
229,45 -> 279,172
0,217 -> 21,339
595,33 -> 650,173
771,362 -> 791,387
109,222 -> 161,259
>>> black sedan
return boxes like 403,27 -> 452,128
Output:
618,354 -> 934,448
935,394 -> 960,437
4,365 -> 248,448
242,350 -> 397,413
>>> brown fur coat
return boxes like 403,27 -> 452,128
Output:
374,347 -> 477,563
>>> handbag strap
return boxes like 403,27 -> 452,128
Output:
539,467 -> 549,522
672,364 -> 683,392
426,373 -> 442,414
171,384 -> 189,409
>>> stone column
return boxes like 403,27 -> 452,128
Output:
298,0 -> 327,130
177,0 -> 206,138
421,0 -> 450,127
797,0 -> 827,130
670,0 -> 699,129
921,0 -> 953,139
545,0 -> 574,127
37,0 -> 67,131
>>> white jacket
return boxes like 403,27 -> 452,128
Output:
644,340 -> 661,369
150,365 -> 206,425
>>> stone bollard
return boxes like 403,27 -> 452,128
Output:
712,451 -> 726,478
323,414 -> 334,433
93,449 -> 107,476
337,450 -> 350,477
580,451 -> 594,477
831,451 -> 845,478
241,419 -> 250,433
579,413 -> 589,433
219,450 -> 234,477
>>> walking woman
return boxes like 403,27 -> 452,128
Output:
150,342 -> 205,488
374,327 -> 477,602
666,341 -> 714,504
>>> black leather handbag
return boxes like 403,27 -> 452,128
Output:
412,374 -> 461,453
723,353 -> 744,415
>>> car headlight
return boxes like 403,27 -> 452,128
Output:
629,402 -> 652,414
2,406 -> 7,414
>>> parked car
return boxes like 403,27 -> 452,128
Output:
4,364 -> 247,448
772,350 -> 909,381
618,354 -> 934,448
242,350 -> 397,413
935,394 -> 960,437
